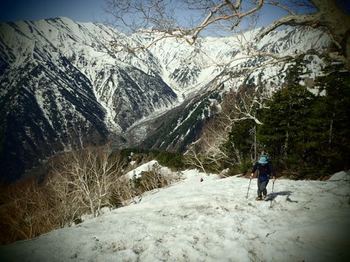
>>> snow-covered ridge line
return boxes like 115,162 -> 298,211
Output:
0,168 -> 349,261
0,17 -> 331,129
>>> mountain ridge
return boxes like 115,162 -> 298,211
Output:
0,17 -> 331,181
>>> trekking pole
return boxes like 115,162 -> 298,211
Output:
271,179 -> 275,193
246,177 -> 252,199
270,179 -> 275,208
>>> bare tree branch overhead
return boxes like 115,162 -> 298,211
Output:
256,0 -> 350,65
105,0 -> 350,66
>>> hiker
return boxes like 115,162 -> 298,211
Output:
250,154 -> 276,200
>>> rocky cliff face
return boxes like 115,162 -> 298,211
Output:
0,17 -> 331,181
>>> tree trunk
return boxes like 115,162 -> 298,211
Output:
312,0 -> 350,66
284,124 -> 289,159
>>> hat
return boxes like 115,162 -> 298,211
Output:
258,155 -> 269,164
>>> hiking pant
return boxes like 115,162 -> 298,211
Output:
257,180 -> 269,197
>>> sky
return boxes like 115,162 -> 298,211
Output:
0,0 -> 289,36
0,0 -> 349,36
0,0 -> 107,23
0,0 -> 287,24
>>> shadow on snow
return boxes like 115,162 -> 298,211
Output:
265,191 -> 298,203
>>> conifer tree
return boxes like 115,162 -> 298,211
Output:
258,62 -> 350,177
310,65 -> 350,173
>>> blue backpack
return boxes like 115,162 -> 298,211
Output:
258,163 -> 271,181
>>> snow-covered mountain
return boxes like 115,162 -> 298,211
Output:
129,27 -> 331,152
1,167 -> 349,261
0,17 -> 331,181
0,17 -> 177,181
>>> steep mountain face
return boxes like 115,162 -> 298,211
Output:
127,87 -> 224,152
0,17 -> 331,181
0,18 -> 177,181
0,58 -> 109,180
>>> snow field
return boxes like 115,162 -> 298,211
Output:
0,169 -> 349,262
125,160 -> 173,179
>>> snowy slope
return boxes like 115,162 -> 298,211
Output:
125,160 -> 173,179
1,169 -> 349,261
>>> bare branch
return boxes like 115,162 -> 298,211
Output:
266,0 -> 296,15
256,13 -> 322,41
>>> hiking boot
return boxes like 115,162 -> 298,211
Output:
256,196 -> 263,201
263,194 -> 267,199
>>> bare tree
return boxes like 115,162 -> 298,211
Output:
133,163 -> 180,193
48,146 -> 181,222
0,179 -> 58,244
183,109 -> 237,173
47,145 -> 124,219
184,143 -> 209,174
110,176 -> 135,206
184,83 -> 270,171
220,87 -> 269,126
200,119 -> 231,168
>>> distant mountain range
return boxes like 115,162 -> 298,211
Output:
0,17 -> 331,181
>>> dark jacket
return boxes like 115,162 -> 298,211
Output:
252,162 -> 274,182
